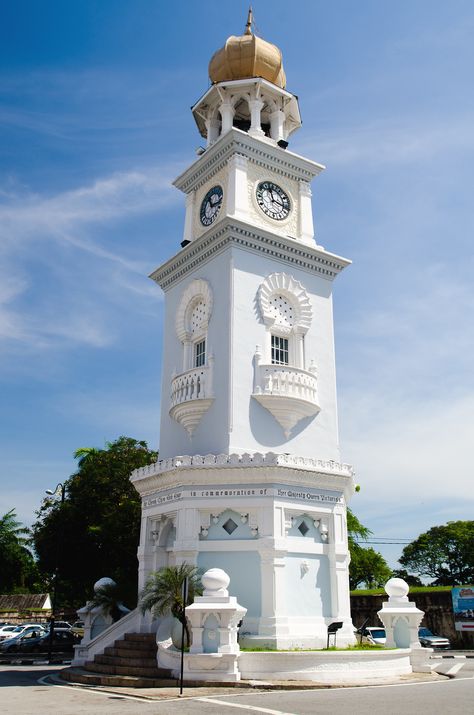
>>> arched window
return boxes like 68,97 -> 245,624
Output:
257,272 -> 312,369
176,279 -> 213,372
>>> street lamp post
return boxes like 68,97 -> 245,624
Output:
45,482 -> 66,664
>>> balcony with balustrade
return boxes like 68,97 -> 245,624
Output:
169,359 -> 214,436
252,357 -> 320,437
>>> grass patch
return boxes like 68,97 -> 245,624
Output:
351,586 -> 452,596
240,644 -> 387,652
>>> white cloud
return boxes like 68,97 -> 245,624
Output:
297,115 -> 474,168
339,266 -> 474,392
342,391 -> 474,501
342,388 -> 474,566
0,67 -> 195,140
0,167 -> 178,245
337,267 -> 474,547
0,165 -> 180,355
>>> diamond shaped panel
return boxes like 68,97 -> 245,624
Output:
298,521 -> 309,536
223,518 -> 238,535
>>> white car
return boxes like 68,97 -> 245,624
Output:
0,624 -> 46,641
0,625 -> 18,640
361,626 -> 386,645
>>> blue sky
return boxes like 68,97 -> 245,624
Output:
1,1 -> 473,570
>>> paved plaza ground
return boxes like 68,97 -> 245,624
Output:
1,658 -> 473,715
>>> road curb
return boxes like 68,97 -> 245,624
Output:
40,669 -> 448,701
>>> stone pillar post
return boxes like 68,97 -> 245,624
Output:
377,578 -> 424,649
220,102 -> 234,134
207,352 -> 214,397
184,568 -> 247,682
270,109 -> 286,141
257,544 -> 289,640
183,338 -> 192,371
182,191 -> 195,244
227,154 -> 249,221
206,117 -> 220,145
248,99 -> 264,137
299,180 -> 315,244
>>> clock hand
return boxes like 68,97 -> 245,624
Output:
272,190 -> 283,207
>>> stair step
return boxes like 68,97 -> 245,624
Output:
85,661 -> 171,678
123,632 -> 156,642
61,666 -> 176,689
113,638 -> 156,652
104,646 -> 157,659
95,654 -> 158,668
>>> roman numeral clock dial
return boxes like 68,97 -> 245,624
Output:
200,185 -> 223,226
256,181 -> 291,221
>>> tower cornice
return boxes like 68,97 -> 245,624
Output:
174,128 -> 324,195
150,217 -> 351,291
131,451 -> 354,503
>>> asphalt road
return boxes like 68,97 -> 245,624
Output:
1,662 -> 473,715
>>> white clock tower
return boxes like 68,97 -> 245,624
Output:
132,12 -> 356,648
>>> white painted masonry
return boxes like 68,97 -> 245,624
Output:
132,27 -> 356,649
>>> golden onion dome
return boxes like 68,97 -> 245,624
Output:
208,9 -> 286,89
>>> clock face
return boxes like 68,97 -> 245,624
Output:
256,181 -> 291,221
200,185 -> 223,227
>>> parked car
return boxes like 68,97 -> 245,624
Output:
52,621 -> 72,630
0,624 -> 46,641
0,627 -> 46,652
0,625 -> 18,640
70,620 -> 84,638
0,629 -> 77,654
418,627 -> 450,649
360,627 -> 386,645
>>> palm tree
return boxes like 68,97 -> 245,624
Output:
0,509 -> 29,545
0,510 -> 37,592
73,446 -> 101,466
139,564 -> 202,646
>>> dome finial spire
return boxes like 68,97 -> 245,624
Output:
208,8 -> 286,89
245,6 -> 253,35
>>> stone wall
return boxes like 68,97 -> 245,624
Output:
351,591 -> 473,649
0,610 -> 51,625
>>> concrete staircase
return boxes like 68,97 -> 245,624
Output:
61,633 -> 176,688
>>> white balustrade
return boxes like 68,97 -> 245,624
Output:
255,364 -> 318,405
170,366 -> 211,407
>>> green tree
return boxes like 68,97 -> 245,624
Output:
347,508 -> 392,590
139,564 -> 202,645
32,436 -> 158,608
349,545 -> 392,590
0,510 -> 40,593
347,508 -> 371,544
399,520 -> 474,586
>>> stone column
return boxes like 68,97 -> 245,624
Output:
269,109 -> 285,141
206,117 -> 220,145
248,99 -> 264,137
220,102 -> 234,134
227,154 -> 249,221
257,543 -> 289,639
298,180 -> 315,244
182,191 -> 195,244
183,338 -> 192,371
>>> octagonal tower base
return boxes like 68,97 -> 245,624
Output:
132,451 -> 356,649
